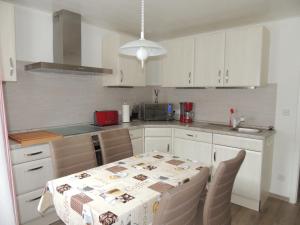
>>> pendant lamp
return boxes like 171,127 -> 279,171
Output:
119,0 -> 166,68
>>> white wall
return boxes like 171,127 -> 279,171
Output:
15,5 -> 110,67
15,6 -> 53,62
263,17 -> 300,198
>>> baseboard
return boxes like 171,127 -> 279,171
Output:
268,192 -> 289,202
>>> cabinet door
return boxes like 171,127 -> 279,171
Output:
102,33 -> 145,86
194,32 -> 225,87
224,26 -> 265,87
213,145 -> 261,201
13,158 -> 53,195
119,55 -> 145,86
174,138 -> 212,165
161,37 -> 194,87
145,137 -> 172,153
131,138 -> 144,155
0,1 -> 16,81
102,34 -> 121,86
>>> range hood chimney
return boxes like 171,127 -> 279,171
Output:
25,10 -> 112,75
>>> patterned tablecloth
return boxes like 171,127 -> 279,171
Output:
38,151 -> 209,225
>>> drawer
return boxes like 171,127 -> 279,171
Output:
13,158 -> 53,195
213,134 -> 263,152
145,128 -> 172,137
11,144 -> 50,165
174,129 -> 212,143
129,128 -> 143,139
17,188 -> 54,224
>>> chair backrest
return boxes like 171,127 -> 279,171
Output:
203,150 -> 246,225
50,134 -> 97,178
98,128 -> 133,164
153,167 -> 210,225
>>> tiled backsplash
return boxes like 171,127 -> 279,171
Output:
3,62 -> 277,131
3,61 -> 153,131
157,85 -> 277,127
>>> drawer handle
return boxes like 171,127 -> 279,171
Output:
167,144 -> 170,152
25,151 -> 43,157
214,152 -> 216,162
27,166 -> 43,172
26,196 -> 42,203
186,134 -> 194,137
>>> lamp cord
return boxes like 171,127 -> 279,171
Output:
141,0 -> 145,39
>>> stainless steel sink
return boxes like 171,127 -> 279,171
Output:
234,127 -> 261,133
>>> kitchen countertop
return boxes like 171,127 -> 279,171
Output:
9,121 -> 275,150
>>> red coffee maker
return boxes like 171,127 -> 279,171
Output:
180,102 -> 194,123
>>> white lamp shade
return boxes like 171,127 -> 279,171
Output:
119,38 -> 167,57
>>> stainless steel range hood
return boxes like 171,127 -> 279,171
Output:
25,10 -> 112,75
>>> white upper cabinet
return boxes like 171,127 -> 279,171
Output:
0,1 -> 16,81
161,37 -> 195,87
102,33 -> 145,87
159,25 -> 269,88
224,26 -> 269,87
194,32 -> 225,87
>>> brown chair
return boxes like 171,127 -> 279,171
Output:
196,150 -> 246,225
98,128 -> 133,164
50,134 -> 97,178
153,167 -> 210,225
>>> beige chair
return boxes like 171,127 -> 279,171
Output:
50,134 -> 97,178
98,128 -> 133,164
153,167 -> 210,225
196,150 -> 246,225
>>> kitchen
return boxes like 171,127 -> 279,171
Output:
0,1 -> 300,225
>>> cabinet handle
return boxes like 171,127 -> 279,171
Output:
27,166 -> 43,172
26,196 -> 42,203
214,152 -> 216,162
167,144 -> 170,152
188,72 -> 192,85
186,134 -> 194,137
120,70 -> 124,83
218,70 -> 222,77
9,57 -> 14,76
225,70 -> 229,83
25,151 -> 43,157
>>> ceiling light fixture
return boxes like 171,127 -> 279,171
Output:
119,0 -> 167,68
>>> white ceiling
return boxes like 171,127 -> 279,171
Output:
8,0 -> 300,40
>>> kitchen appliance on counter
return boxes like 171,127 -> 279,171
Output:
94,111 -> 119,126
180,102 -> 194,123
122,103 -> 130,123
140,103 -> 174,121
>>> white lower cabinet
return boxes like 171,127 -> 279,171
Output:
131,138 -> 144,155
11,144 -> 58,225
145,137 -> 172,153
13,158 -> 53,195
17,188 -> 55,224
129,128 -> 144,155
144,128 -> 172,153
212,133 -> 273,211
213,145 -> 261,204
173,138 -> 212,165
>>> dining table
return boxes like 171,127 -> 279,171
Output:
38,151 -> 210,225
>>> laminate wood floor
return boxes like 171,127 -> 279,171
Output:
50,197 -> 300,225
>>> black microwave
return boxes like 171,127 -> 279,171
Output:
139,103 -> 174,121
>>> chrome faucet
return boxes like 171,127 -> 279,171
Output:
232,116 -> 245,129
